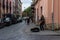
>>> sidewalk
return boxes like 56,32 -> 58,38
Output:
22,23 -> 60,36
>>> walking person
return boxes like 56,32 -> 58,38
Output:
27,17 -> 30,25
39,15 -> 46,31
30,16 -> 33,23
25,18 -> 27,23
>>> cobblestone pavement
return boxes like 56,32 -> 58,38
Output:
0,21 -> 60,40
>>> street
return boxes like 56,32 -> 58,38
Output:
0,21 -> 60,40
0,0 -> 60,40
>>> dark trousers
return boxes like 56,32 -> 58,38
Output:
40,24 -> 44,30
27,20 -> 30,25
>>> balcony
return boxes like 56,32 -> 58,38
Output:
31,7 -> 35,10
31,5 -> 34,8
31,10 -> 35,13
31,0 -> 38,6
32,11 -> 35,13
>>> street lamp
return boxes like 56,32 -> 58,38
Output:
52,0 -> 54,31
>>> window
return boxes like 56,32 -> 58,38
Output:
6,0 -> 8,12
10,1 -> 11,13
3,0 -> 5,9
6,0 -> 8,9
41,7 -> 42,14
0,1 -> 1,7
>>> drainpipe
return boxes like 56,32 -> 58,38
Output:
52,0 -> 54,31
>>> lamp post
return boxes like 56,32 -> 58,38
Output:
52,0 -> 54,31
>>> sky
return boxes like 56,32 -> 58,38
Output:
21,0 -> 32,11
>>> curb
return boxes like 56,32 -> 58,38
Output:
23,29 -> 60,36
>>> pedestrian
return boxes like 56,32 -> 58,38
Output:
27,17 -> 30,25
30,16 -> 33,23
25,18 -> 27,23
39,15 -> 46,31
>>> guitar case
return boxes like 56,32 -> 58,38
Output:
31,27 -> 40,32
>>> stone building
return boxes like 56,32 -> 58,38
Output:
0,0 -> 22,23
0,0 -> 15,18
15,0 -> 22,17
31,0 -> 38,23
32,0 -> 60,30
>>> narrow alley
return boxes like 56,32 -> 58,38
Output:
0,21 -> 60,40
0,0 -> 60,40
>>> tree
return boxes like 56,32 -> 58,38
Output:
22,7 -> 33,17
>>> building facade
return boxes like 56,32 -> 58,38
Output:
0,0 -> 22,22
0,0 -> 15,18
31,0 -> 38,23
15,0 -> 22,17
32,0 -> 60,29
0,0 -> 1,18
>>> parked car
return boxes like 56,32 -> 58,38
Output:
0,18 -> 1,24
23,17 -> 29,20
2,14 -> 17,25
17,17 -> 23,23
3,17 -> 12,25
0,18 -> 6,28
10,14 -> 17,24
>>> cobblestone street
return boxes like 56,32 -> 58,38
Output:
1,0 -> 60,40
0,21 -> 60,40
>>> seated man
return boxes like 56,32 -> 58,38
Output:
30,15 -> 46,32
39,15 -> 46,31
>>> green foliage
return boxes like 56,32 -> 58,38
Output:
22,7 -> 33,17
